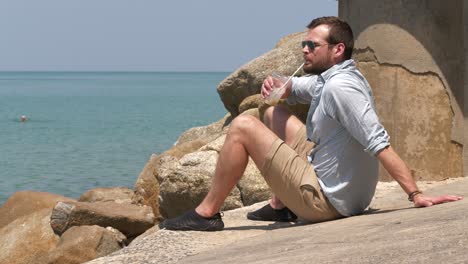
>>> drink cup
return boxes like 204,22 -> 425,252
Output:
265,72 -> 288,106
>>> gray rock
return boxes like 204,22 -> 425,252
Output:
50,201 -> 155,238
50,201 -> 75,235
79,187 -> 133,204
45,225 -> 126,264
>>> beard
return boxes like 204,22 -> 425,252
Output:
303,56 -> 333,75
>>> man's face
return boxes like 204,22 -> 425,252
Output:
302,25 -> 335,75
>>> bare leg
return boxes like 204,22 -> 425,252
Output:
196,106 -> 305,217
262,105 -> 305,209
195,114 -> 278,217
262,105 -> 304,145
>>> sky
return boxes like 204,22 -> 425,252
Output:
0,0 -> 337,72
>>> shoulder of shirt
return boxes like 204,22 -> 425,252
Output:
329,67 -> 363,81
323,71 -> 360,88
322,71 -> 368,99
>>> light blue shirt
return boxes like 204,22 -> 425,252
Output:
288,59 -> 390,216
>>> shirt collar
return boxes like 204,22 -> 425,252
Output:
318,59 -> 355,82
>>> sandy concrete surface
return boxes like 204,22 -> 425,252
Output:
87,178 -> 467,264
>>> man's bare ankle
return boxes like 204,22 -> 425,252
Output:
195,207 -> 215,218
269,200 -> 285,210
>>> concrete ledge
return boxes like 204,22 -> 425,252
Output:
86,178 -> 467,264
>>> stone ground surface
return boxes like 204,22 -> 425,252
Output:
86,178 -> 468,264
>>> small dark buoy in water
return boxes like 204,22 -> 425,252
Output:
21,115 -> 27,122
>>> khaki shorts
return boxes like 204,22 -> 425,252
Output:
261,126 -> 342,222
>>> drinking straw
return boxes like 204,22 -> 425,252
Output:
279,62 -> 305,89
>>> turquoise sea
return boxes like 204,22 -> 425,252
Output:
0,72 -> 228,204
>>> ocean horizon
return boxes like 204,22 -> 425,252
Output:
0,71 -> 229,204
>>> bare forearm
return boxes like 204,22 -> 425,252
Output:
376,146 -> 419,195
376,146 -> 462,207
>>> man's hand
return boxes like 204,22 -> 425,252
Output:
413,193 -> 463,207
377,146 -> 464,208
260,76 -> 275,99
260,76 -> 292,100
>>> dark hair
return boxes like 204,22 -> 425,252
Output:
307,16 -> 354,60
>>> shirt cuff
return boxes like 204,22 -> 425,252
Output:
366,141 -> 390,156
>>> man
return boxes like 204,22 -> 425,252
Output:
162,16 -> 462,231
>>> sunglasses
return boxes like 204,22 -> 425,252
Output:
301,40 -> 333,51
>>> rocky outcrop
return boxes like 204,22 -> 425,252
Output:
157,152 -> 242,218
157,109 -> 271,218
238,94 -> 263,114
45,225 -> 126,264
0,209 -> 59,264
174,113 -> 232,146
217,31 -> 306,117
79,187 -> 133,204
237,159 -> 271,206
138,95 -> 295,219
132,154 -> 162,220
4,8 -> 466,263
131,114 -> 236,219
0,190 -> 154,264
50,201 -> 155,238
79,178 -> 468,264
0,191 -> 74,229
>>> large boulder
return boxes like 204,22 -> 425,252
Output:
157,108 -> 273,218
217,31 -> 306,117
79,187 -> 133,204
0,209 -> 59,264
158,128 -> 271,217
175,113 -> 232,146
238,159 -> 271,206
238,94 -> 264,114
340,1 -> 464,181
50,201 -> 155,238
131,115 -> 233,220
197,116 -> 271,206
161,139 -> 207,160
132,154 -> 162,221
158,151 -> 243,218
155,114 -> 232,162
357,59 -> 462,181
0,191 -> 74,229
45,225 -> 126,264
198,134 -> 227,153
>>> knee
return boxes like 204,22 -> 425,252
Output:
229,114 -> 260,136
263,106 -> 275,123
263,105 -> 289,126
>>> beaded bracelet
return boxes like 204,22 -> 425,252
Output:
408,190 -> 423,202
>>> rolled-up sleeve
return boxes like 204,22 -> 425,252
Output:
286,75 -> 318,105
322,76 -> 390,156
